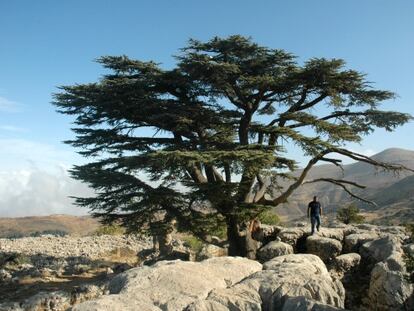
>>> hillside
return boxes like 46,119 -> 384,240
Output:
273,148 -> 414,223
0,214 -> 100,238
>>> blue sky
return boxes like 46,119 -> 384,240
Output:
0,0 -> 413,216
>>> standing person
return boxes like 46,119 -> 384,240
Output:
307,196 -> 322,234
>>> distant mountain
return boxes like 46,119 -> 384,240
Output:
272,148 -> 414,224
0,214 -> 100,238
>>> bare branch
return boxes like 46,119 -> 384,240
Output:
259,150 -> 330,206
303,178 -> 377,206
320,157 -> 344,173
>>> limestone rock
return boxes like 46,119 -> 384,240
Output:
343,232 -> 379,253
306,235 -> 342,262
334,253 -> 361,273
21,291 -> 71,311
368,261 -> 413,311
0,268 -> 12,282
190,254 -> 345,310
277,227 -> 307,248
280,296 -> 346,310
197,244 -> 227,260
73,257 -> 262,311
316,228 -> 345,242
257,240 -> 293,262
360,235 -> 402,264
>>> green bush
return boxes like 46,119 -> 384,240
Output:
94,224 -> 126,236
258,210 -> 280,225
337,204 -> 365,224
182,236 -> 204,253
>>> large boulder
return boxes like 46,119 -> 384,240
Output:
188,254 -> 345,311
72,257 -> 262,311
343,232 -> 379,253
280,296 -> 346,310
197,244 -> 227,260
306,236 -> 342,262
360,235 -> 403,264
277,227 -> 308,248
316,228 -> 345,242
257,239 -> 293,262
333,253 -> 361,273
368,260 -> 413,311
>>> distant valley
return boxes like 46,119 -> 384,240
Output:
0,214 -> 100,238
273,148 -> 414,224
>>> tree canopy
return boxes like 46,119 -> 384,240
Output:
54,35 -> 412,255
337,204 -> 365,224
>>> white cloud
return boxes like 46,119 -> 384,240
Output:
0,138 -> 82,171
0,125 -> 27,133
0,138 -> 94,216
0,96 -> 22,112
0,167 -> 94,217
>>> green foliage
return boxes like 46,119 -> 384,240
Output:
337,204 -> 365,224
182,236 -> 204,253
94,224 -> 126,236
0,252 -> 31,268
53,35 -> 411,255
258,210 -> 280,225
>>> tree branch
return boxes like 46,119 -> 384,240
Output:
303,178 -> 377,205
259,150 -> 330,206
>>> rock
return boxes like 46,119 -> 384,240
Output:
355,224 -> 379,231
293,222 -> 307,227
0,234 -> 151,260
22,291 -> 71,311
197,244 -> 227,260
306,235 -> 342,262
0,302 -> 23,311
316,228 -> 345,241
280,296 -> 346,310
210,236 -> 223,244
343,232 -> 379,253
277,227 -> 307,248
334,253 -> 361,273
360,235 -> 402,264
71,284 -> 106,305
403,243 -> 414,256
0,268 -> 12,282
190,254 -> 345,310
257,240 -> 293,262
264,254 -> 345,309
368,261 -> 413,311
73,257 -> 262,311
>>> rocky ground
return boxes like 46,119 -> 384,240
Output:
0,223 -> 413,310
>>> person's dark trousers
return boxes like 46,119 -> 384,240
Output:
311,215 -> 321,234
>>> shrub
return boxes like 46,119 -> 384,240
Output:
94,224 -> 126,236
337,204 -> 365,224
182,236 -> 204,253
258,210 -> 280,225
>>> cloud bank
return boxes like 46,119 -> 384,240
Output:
0,138 -> 94,217
0,167 -> 94,217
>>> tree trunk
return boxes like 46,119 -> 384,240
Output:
226,216 -> 246,256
